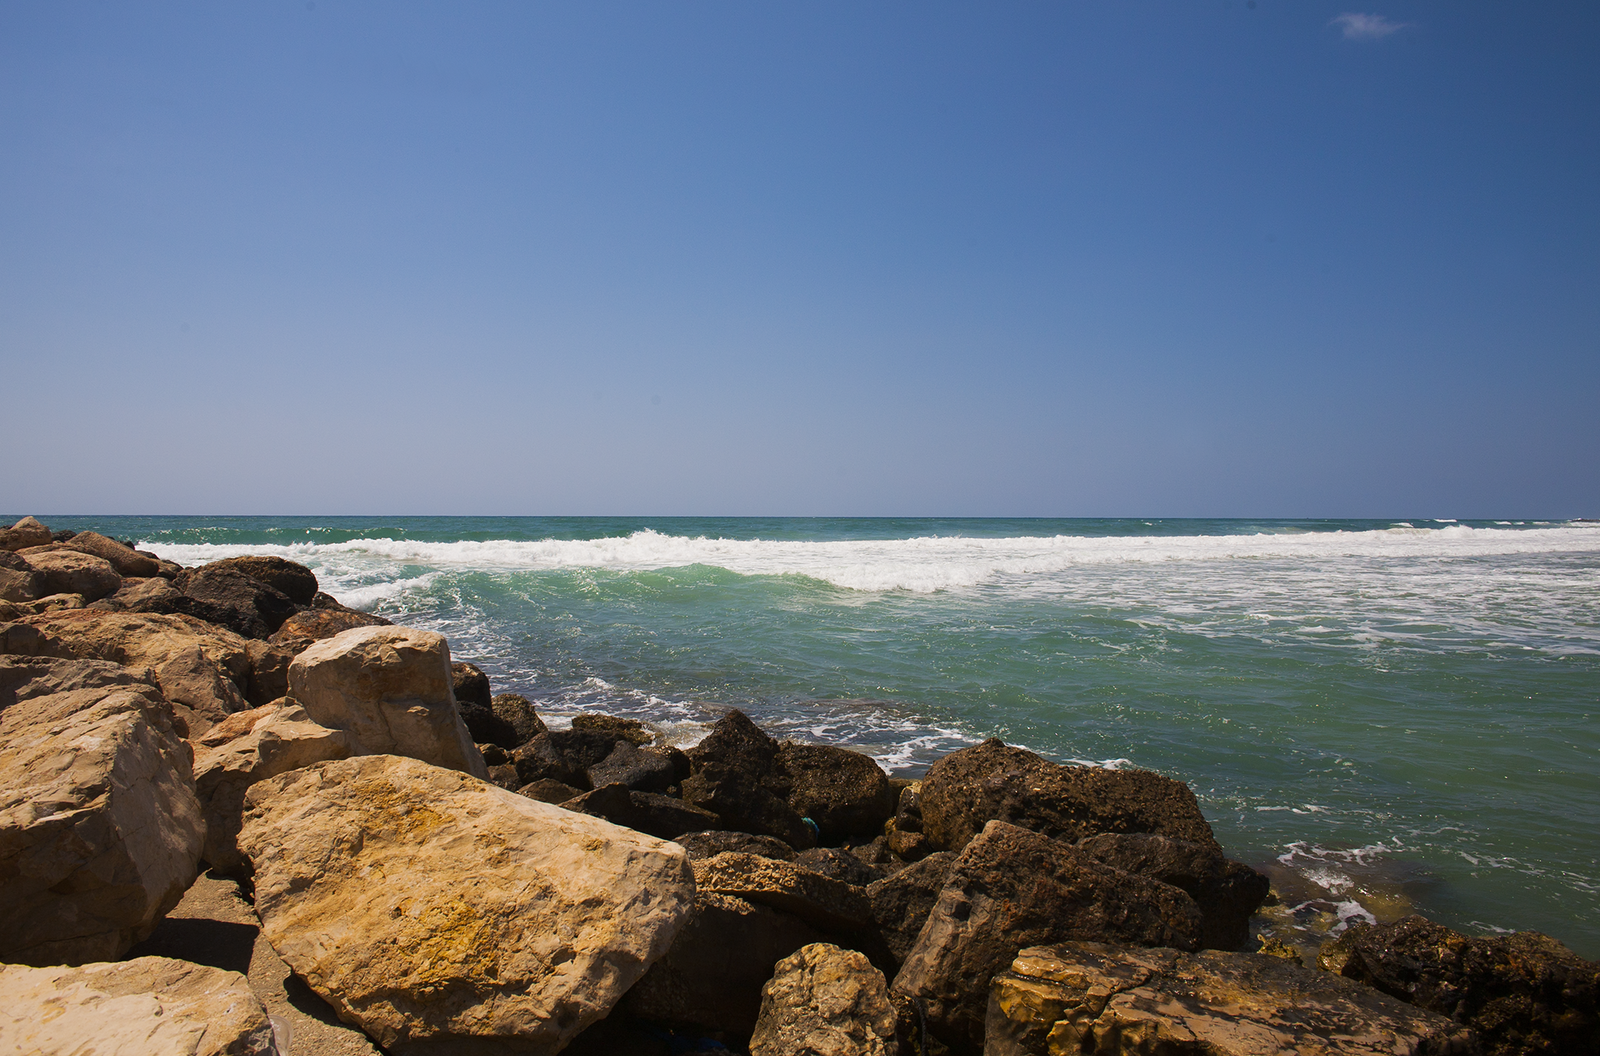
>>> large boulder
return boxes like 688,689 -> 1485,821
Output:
54,530 -> 161,578
268,605 -> 391,656
681,709 -> 815,850
917,739 -> 1220,853
892,820 -> 1203,1052
866,851 -> 958,970
750,943 -> 898,1056
675,830 -> 798,862
0,956 -> 277,1055
1075,832 -> 1270,951
95,574 -> 184,614
205,555 -> 319,605
986,942 -> 1475,1056
589,740 -> 679,793
451,660 -> 492,709
238,754 -> 696,1055
780,742 -> 897,843
1320,915 -> 1599,1056
559,782 -> 721,840
174,564 -> 298,639
191,700 -> 354,873
287,624 -> 487,779
19,549 -> 122,602
0,516 -> 53,552
693,851 -> 874,933
0,551 -> 40,603
0,664 -> 204,965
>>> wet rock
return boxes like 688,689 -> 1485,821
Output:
1076,831 -> 1270,951
892,820 -> 1204,1051
1320,915 -> 1598,1056
491,692 -> 546,744
174,565 -> 298,639
20,548 -> 122,602
693,851 -> 874,933
682,709 -> 814,850
675,830 -> 799,862
239,754 -> 696,1055
205,555 -> 319,606
589,740 -> 678,792
918,738 -> 1219,853
0,671 -> 204,965
268,605 -> 391,656
0,956 -> 276,1055
781,741 -> 898,844
450,660 -> 491,709
0,516 -> 52,552
866,851 -> 958,970
572,711 -> 655,744
287,624 -> 487,778
750,942 -> 898,1056
986,942 -> 1475,1056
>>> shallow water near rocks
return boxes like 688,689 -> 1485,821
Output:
38,514 -> 1600,959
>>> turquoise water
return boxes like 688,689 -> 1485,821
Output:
31,515 -> 1600,957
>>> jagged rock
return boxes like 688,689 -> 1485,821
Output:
287,624 -> 487,779
560,782 -> 722,840
1076,832 -> 1270,951
238,754 -> 695,1055
94,574 -> 184,613
0,593 -> 86,619
917,739 -> 1220,853
513,732 -> 595,789
887,828 -> 931,861
866,851 -> 958,969
892,821 -> 1203,1051
54,530 -> 161,577
675,829 -> 799,862
682,709 -> 814,850
191,700 -> 353,873
268,605 -> 391,655
174,565 -> 298,639
243,639 -> 294,708
0,551 -> 40,603
893,780 -> 923,832
0,655 -> 156,705
492,692 -> 547,744
750,942 -> 898,1056
153,643 -> 250,734
206,555 -> 318,605
795,846 -> 895,887
518,777 -> 584,803
623,890 -> 828,1036
986,942 -> 1476,1056
693,851 -> 873,933
451,660 -> 492,709
572,711 -> 655,744
0,516 -> 52,552
781,742 -> 897,843
0,956 -> 277,1055
0,670 -> 204,965
589,740 -> 678,792
19,549 -> 122,602
1320,915 -> 1599,1056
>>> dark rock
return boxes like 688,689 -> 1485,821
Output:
243,640 -> 294,708
268,606 -> 391,656
0,517 -> 52,552
674,830 -> 798,862
517,778 -> 583,804
50,529 -> 76,542
589,741 -> 677,793
563,1014 -> 673,1056
559,783 -> 721,841
571,712 -> 655,745
892,820 -> 1204,1051
457,702 -> 517,750
918,738 -> 1219,853
451,661 -> 491,710
1320,915 -> 1598,1056
485,763 -> 520,790
478,743 -> 511,766
887,828 -> 931,862
1076,832 -> 1270,951
893,781 -> 923,832
693,851 -> 873,934
550,727 -> 630,770
490,693 -> 546,745
780,742 -> 897,844
203,556 -> 318,606
866,851 -> 958,970
511,733 -> 592,790
794,847 -> 894,888
173,565 -> 297,639
682,710 -> 814,850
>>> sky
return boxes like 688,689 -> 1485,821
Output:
2,1 -> 1596,517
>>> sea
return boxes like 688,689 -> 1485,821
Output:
34,515 -> 1600,959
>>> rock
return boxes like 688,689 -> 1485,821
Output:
287,624 -> 487,779
693,851 -> 873,933
518,777 -> 584,803
174,565 -> 298,639
192,700 -> 354,873
892,820 -> 1203,1051
676,830 -> 799,862
918,738 -> 1220,853
0,673 -> 204,965
0,655 -> 157,705
55,530 -> 161,577
887,828 -> 931,861
268,605 -> 391,656
590,740 -> 678,792
492,692 -> 547,744
750,942 -> 899,1056
95,574 -> 184,613
986,942 -> 1475,1056
513,732 -> 595,789
19,548 -> 123,602
682,709 -> 814,850
243,639 -> 294,708
206,555 -> 319,605
238,754 -> 696,1055
0,516 -> 52,551
796,846 -> 895,887
4,593 -> 87,617
154,643 -> 250,733
781,742 -> 897,843
560,782 -> 722,840
1075,832 -> 1270,951
451,660 -> 492,709
623,890 -> 828,1036
866,851 -> 958,970
572,711 -> 656,744
1319,915 -> 1599,1056
0,551 -> 40,603
0,956 -> 277,1055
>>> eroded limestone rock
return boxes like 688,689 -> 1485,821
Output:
750,943 -> 898,1056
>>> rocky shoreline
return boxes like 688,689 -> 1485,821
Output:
1,515 -> 1595,1055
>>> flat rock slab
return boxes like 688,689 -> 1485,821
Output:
986,942 -> 1477,1056
239,754 -> 696,1055
0,955 -> 276,1056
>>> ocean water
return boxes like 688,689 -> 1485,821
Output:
35,515 -> 1600,958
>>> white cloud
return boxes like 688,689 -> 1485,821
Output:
1330,13 -> 1410,41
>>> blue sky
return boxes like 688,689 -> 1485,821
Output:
3,2 -> 1596,516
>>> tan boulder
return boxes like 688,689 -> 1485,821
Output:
985,942 -> 1475,1055
0,671 -> 204,965
0,956 -> 277,1055
20,548 -> 122,602
55,530 -> 162,577
0,593 -> 85,618
750,943 -> 898,1056
193,700 -> 353,872
288,625 -> 487,778
693,851 -> 873,933
0,551 -> 40,603
238,754 -> 696,1055
269,605 -> 392,656
0,516 -> 52,551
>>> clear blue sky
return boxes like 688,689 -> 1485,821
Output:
3,2 -> 1596,516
